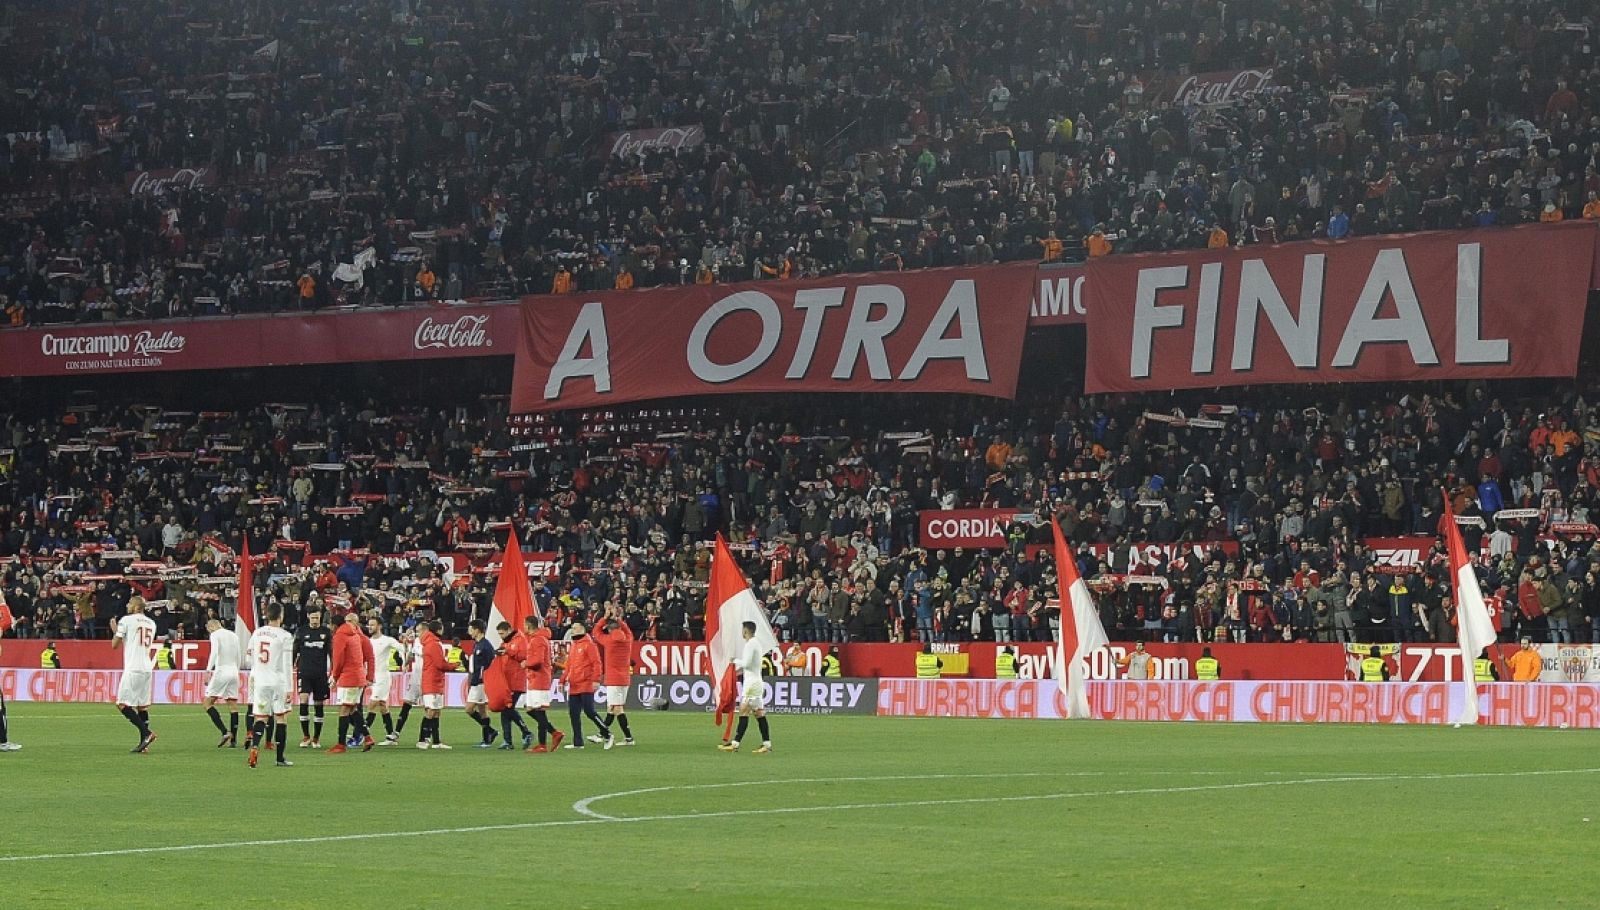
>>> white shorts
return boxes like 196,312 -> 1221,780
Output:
117,670 -> 153,708
739,680 -> 766,712
605,685 -> 629,706
251,683 -> 290,717
519,690 -> 552,710
205,671 -> 241,700
370,676 -> 393,704
404,673 -> 422,703
337,687 -> 365,707
466,685 -> 486,705
420,693 -> 444,711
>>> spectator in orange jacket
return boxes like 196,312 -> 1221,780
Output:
593,605 -> 636,747
519,616 -> 562,752
614,268 -> 635,290
329,613 -> 374,752
1085,226 -> 1113,258
1507,636 -> 1543,681
561,623 -> 610,748
551,265 -> 574,294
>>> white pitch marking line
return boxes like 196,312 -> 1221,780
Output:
3,767 -> 1595,864
572,772 -> 1082,820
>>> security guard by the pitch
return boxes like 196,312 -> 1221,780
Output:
1359,646 -> 1391,682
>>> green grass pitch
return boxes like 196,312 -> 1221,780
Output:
1,703 -> 1595,909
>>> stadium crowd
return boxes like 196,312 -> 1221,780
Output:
2,0 -> 1599,326
4,367 -> 1600,649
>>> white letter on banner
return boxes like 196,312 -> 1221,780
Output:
899,280 -> 987,381
688,291 -> 781,383
1231,255 -> 1324,370
1454,243 -> 1508,364
1191,262 -> 1222,374
1129,266 -> 1188,379
833,285 -> 906,380
1332,248 -> 1438,368
544,301 -> 612,400
785,287 -> 846,378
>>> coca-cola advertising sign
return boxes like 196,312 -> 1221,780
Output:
1164,68 -> 1274,107
600,124 -> 706,159
413,314 -> 492,351
0,303 -> 523,378
125,166 -> 217,197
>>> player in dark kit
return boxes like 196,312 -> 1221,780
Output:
293,609 -> 332,747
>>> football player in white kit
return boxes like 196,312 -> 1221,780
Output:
111,596 -> 160,753
717,621 -> 773,754
365,618 -> 402,744
246,604 -> 296,768
392,628 -> 424,742
201,618 -> 243,747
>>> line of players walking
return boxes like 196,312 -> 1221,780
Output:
109,596 -> 647,766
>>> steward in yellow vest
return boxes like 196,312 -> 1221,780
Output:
1195,647 -> 1220,680
821,650 -> 842,677
1360,646 -> 1390,681
915,646 -> 942,678
155,643 -> 176,669
1473,651 -> 1499,682
994,647 -> 1018,678
41,643 -> 61,668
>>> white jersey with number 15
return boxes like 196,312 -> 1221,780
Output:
116,614 -> 158,673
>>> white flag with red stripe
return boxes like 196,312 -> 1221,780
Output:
706,535 -> 778,728
234,537 -> 257,647
1053,520 -> 1109,719
1442,492 -> 1498,724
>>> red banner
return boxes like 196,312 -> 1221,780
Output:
1362,536 -> 1438,574
598,124 -> 705,158
513,264 -> 1036,412
0,303 -> 516,377
1083,222 -> 1598,394
917,508 -> 1030,548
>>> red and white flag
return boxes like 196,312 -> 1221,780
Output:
234,537 -> 257,646
486,527 -> 537,644
1442,492 -> 1498,724
706,535 -> 778,731
485,528 -> 538,712
1053,520 -> 1109,719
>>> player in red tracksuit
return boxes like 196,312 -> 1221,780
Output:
518,615 -> 562,752
561,623 -> 609,749
493,621 -> 534,748
328,614 -> 374,753
418,620 -> 449,749
593,605 -> 636,748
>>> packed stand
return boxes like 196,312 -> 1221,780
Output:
2,366 -> 1599,647
2,0 -> 1598,328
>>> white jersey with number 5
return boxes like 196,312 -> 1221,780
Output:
248,626 -> 295,689
116,614 -> 158,673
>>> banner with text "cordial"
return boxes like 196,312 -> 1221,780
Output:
1083,222 -> 1596,393
512,264 -> 1037,412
